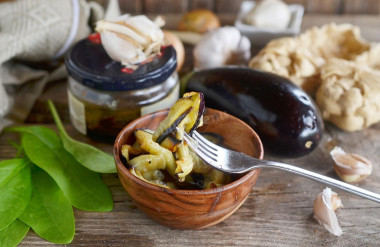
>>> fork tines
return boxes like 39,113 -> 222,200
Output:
183,131 -> 220,169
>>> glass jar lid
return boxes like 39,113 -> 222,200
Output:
65,35 -> 177,91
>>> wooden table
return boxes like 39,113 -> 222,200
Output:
1,15 -> 379,246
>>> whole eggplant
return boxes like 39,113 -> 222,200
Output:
182,67 -> 324,158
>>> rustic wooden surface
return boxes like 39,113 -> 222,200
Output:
1,14 -> 379,246
111,0 -> 380,15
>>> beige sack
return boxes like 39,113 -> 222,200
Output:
0,0 -> 104,132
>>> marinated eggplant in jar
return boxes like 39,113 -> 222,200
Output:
121,92 -> 231,189
182,67 -> 324,158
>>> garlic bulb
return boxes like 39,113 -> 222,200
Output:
244,0 -> 291,29
313,187 -> 343,236
193,26 -> 251,69
95,15 -> 164,68
330,146 -> 373,183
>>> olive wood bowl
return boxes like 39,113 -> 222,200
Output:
114,108 -> 264,229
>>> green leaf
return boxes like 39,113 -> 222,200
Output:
0,159 -> 31,231
7,140 -> 24,158
47,100 -> 116,173
0,220 -> 29,247
19,166 -> 75,244
7,126 -> 113,212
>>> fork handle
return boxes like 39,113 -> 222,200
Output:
261,160 -> 380,203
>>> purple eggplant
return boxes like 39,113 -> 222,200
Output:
182,67 -> 323,158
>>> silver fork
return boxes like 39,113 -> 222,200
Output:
183,130 -> 380,203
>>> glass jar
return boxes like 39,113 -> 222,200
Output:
65,36 -> 179,141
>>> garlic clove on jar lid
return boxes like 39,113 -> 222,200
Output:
96,15 -> 164,69
313,187 -> 343,236
330,146 -> 373,183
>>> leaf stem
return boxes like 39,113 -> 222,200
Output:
47,100 -> 70,140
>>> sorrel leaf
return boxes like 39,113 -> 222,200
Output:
0,220 -> 29,247
47,100 -> 116,173
0,159 -> 31,231
7,126 -> 113,212
19,166 -> 75,244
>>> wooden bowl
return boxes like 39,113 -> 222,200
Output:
114,108 -> 264,229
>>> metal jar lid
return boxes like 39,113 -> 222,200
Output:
65,35 -> 177,91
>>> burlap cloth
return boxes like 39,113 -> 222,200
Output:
0,0 -> 106,132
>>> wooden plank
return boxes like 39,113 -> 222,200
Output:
118,0 -> 143,14
95,0 -> 380,15
143,0 -> 189,13
343,0 -> 380,14
301,15 -> 380,42
189,0 -> 215,11
215,0 -> 244,13
3,121 -> 378,246
306,0 -> 343,14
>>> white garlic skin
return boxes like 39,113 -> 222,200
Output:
313,187 -> 343,236
193,26 -> 251,69
96,15 -> 164,68
330,146 -> 373,183
243,0 -> 291,29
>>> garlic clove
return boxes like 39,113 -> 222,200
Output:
99,31 -> 144,66
193,26 -> 251,69
313,187 -> 343,236
330,146 -> 373,183
243,0 -> 291,29
96,14 -> 164,68
123,15 -> 164,44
